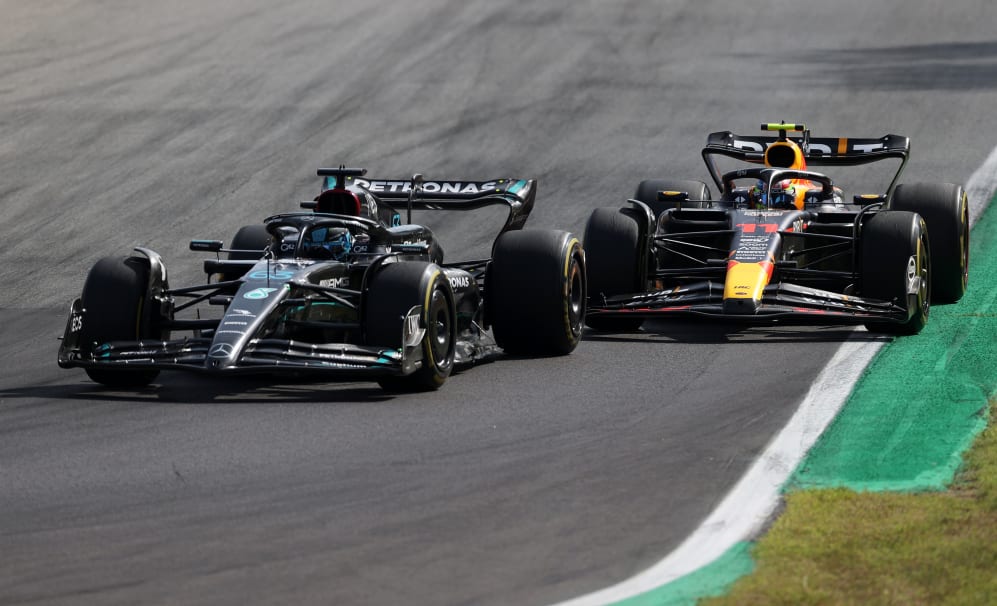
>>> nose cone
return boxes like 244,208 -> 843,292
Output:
723,261 -> 773,314
723,298 -> 761,314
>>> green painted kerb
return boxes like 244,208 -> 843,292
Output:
611,542 -> 754,606
791,193 -> 997,492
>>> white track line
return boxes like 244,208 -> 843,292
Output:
552,150 -> 997,606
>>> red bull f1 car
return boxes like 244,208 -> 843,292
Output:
584,123 -> 969,335
59,167 -> 586,391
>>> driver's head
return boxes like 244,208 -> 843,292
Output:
765,139 -> 806,170
749,179 -> 797,209
305,226 -> 352,260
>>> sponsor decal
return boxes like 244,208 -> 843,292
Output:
741,211 -> 785,218
248,269 -> 294,280
733,234 -> 773,262
808,143 -> 833,155
223,321 -> 249,326
734,140 -> 764,152
351,179 -> 499,195
352,235 -> 371,254
737,222 -> 780,233
231,309 -> 256,317
244,287 -> 278,300
319,277 -> 350,288
732,139 -> 885,155
209,343 -> 234,358
854,142 -> 885,153
448,274 -> 471,289
280,242 -> 296,252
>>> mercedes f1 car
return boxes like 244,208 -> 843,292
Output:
584,122 -> 969,335
59,167 -> 586,391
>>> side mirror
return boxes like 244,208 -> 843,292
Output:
190,239 -> 224,252
854,194 -> 887,206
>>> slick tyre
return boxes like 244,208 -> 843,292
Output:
634,179 -> 712,217
366,262 -> 456,392
79,256 -> 161,387
890,182 -> 969,303
861,211 -> 930,335
488,229 -> 585,356
583,207 -> 644,332
223,224 -> 271,281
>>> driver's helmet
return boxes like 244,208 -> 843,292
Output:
749,179 -> 797,209
749,139 -> 809,209
303,226 -> 353,260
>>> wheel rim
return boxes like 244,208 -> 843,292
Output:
911,233 -> 930,317
960,196 -> 970,290
426,287 -> 453,369
566,255 -> 584,338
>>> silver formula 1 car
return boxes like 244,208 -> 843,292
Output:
59,167 -> 585,392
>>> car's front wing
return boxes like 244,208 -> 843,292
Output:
57,298 -> 420,378
588,281 -> 909,325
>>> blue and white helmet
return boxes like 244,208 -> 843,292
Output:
304,226 -> 353,260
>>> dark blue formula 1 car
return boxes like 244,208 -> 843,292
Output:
584,123 -> 969,335
59,167 -> 586,392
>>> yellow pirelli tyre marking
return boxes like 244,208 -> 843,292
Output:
423,269 -> 442,372
562,238 -> 582,342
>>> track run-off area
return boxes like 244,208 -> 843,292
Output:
2,2 -> 997,605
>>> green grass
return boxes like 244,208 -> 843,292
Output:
701,398 -> 997,606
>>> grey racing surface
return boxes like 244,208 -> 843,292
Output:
2,1 -> 995,604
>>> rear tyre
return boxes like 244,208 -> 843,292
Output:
890,182 -> 969,303
861,211 -> 930,335
634,179 -> 712,217
488,230 -> 585,355
583,207 -> 644,331
365,262 -> 456,392
223,224 -> 271,281
79,256 -> 161,387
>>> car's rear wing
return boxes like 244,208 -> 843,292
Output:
701,130 -> 911,195
317,168 -> 537,232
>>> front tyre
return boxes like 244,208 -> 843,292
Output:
488,230 -> 586,356
228,224 -> 271,260
79,256 -> 161,387
222,224 -> 271,281
634,178 -> 712,217
861,211 -> 930,335
365,262 -> 456,392
583,207 -> 644,332
890,182 -> 969,303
